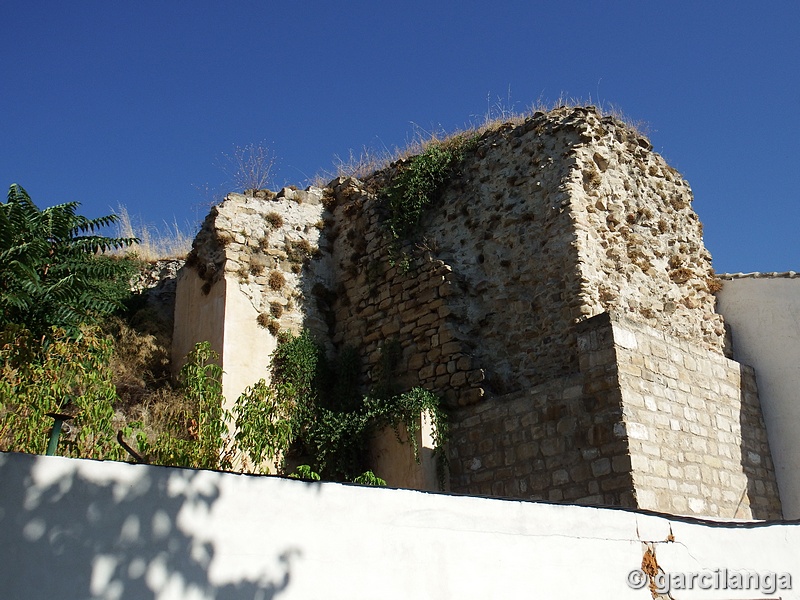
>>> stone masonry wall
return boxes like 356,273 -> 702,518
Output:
567,112 -> 725,353
325,177 -> 487,406
612,316 -> 782,519
195,188 -> 332,341
324,107 -> 724,405
175,106 -> 781,517
449,311 -> 782,519
174,188 -> 333,401
449,314 -> 634,506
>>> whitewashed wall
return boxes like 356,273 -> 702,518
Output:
1,452 -> 798,599
717,275 -> 800,519
172,267 -> 277,412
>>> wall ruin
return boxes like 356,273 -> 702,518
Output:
173,106 -> 782,518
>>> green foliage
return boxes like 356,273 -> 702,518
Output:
0,325 -> 125,460
233,379 -> 292,473
136,342 -> 231,470
367,387 -> 448,464
267,330 -> 448,484
352,470 -> 387,487
0,184 -> 139,339
381,135 -> 478,242
289,464 -> 321,481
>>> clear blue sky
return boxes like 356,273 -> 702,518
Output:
3,1 -> 798,273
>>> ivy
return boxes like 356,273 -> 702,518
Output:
381,134 -> 478,243
266,330 -> 449,485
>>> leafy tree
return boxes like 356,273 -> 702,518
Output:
0,184 -> 138,339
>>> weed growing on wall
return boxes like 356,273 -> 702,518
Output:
381,134 -> 479,244
217,142 -> 276,195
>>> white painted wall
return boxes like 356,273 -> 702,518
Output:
172,267 -> 276,412
219,277 -> 277,406
171,267 -> 226,376
717,277 -> 800,519
2,452 -> 799,600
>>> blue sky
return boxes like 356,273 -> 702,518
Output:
2,1 -> 798,273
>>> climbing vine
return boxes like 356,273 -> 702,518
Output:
381,134 -> 478,243
268,330 -> 448,484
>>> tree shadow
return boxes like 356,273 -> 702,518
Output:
0,452 -> 299,599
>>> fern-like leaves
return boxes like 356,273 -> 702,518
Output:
0,184 -> 140,339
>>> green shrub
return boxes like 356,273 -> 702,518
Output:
0,325 -> 125,460
268,330 -> 448,483
135,341 -> 230,470
381,135 -> 478,243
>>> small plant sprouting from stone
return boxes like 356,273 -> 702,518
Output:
270,301 -> 284,318
321,190 -> 337,209
268,270 -> 286,290
585,167 -> 602,190
257,312 -> 281,335
217,231 -> 234,247
706,273 -> 724,294
670,267 -> 693,284
381,133 -> 479,243
237,264 -> 250,283
266,212 -> 284,229
285,239 -> 316,264
249,254 -> 269,276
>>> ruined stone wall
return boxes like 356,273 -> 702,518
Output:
173,106 -> 781,517
567,112 -> 725,353
324,107 -> 724,405
325,177 -> 486,406
613,316 -> 782,519
448,315 -> 633,506
173,188 -> 332,403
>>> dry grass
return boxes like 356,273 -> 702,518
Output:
103,314 -> 174,422
265,211 -> 284,229
310,95 -> 650,187
268,270 -> 286,290
114,204 -> 194,261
